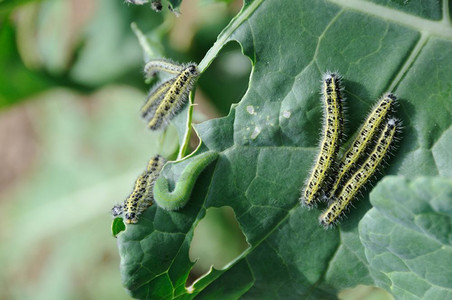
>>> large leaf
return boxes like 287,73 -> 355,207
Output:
117,0 -> 452,298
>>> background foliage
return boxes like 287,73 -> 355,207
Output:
0,0 -> 245,299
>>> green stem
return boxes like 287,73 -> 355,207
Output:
177,96 -> 194,160
177,0 -> 263,159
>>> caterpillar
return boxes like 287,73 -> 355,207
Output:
319,118 -> 399,228
111,154 -> 166,224
143,59 -> 188,79
125,0 -> 148,4
150,0 -> 162,12
141,78 -> 176,121
145,63 -> 199,130
327,93 -> 396,199
125,0 -> 162,12
300,72 -> 344,208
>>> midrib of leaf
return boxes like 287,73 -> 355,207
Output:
331,0 -> 452,38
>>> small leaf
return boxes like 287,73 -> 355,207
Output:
112,217 -> 126,237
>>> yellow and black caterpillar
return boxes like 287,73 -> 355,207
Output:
141,59 -> 199,131
112,154 -> 166,224
300,72 -> 400,228
300,72 -> 344,208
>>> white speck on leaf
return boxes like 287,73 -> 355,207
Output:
283,110 -> 291,118
251,127 -> 261,139
246,105 -> 255,115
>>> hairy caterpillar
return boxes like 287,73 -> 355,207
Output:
125,0 -> 148,4
111,154 -> 166,224
300,72 -> 344,207
144,63 -> 199,130
141,78 -> 176,121
319,118 -> 399,227
144,59 -> 188,79
327,93 -> 396,199
125,0 -> 162,12
150,0 -> 162,12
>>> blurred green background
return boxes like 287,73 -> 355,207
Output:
0,0 -> 249,298
0,0 -> 391,299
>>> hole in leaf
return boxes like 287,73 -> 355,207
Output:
197,41 -> 252,117
187,206 -> 249,285
338,285 -> 393,300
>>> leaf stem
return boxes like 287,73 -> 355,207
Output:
177,94 -> 194,159
177,0 -> 264,159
